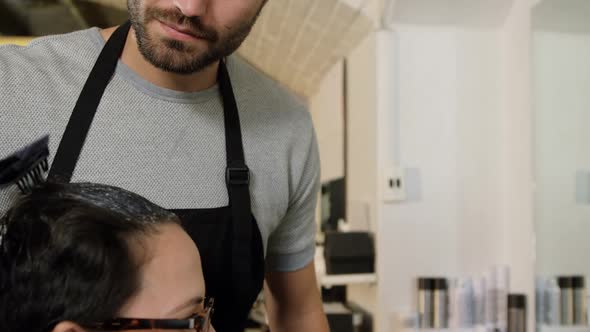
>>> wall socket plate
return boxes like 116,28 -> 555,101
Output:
575,170 -> 590,204
383,166 -> 406,202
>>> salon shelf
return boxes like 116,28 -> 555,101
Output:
319,273 -> 377,287
539,326 -> 590,332
314,245 -> 377,287
400,327 -> 590,332
401,328 -> 485,332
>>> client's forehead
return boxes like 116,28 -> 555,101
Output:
118,223 -> 205,318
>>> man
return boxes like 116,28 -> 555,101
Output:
0,0 -> 328,331
0,182 -> 214,332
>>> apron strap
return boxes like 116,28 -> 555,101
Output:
48,21 -> 131,182
218,61 -> 255,303
47,20 -> 256,311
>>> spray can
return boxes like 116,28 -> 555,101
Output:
433,278 -> 449,328
508,294 -> 527,332
545,277 -> 561,325
486,266 -> 510,332
559,276 -> 574,325
418,278 -> 434,328
473,276 -> 487,327
536,277 -> 546,329
572,276 -> 587,325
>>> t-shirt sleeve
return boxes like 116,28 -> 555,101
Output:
265,119 -> 320,272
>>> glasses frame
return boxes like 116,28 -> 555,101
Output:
81,298 -> 214,331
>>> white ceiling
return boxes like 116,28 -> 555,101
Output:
391,0 -> 515,27
84,0 -> 374,98
533,0 -> 590,34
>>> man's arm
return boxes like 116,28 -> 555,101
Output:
263,260 -> 329,332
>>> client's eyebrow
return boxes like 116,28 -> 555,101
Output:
166,296 -> 205,316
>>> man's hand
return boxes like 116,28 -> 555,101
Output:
263,260 -> 329,332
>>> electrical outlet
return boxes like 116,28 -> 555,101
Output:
576,170 -> 590,204
383,166 -> 406,202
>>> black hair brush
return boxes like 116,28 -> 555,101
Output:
0,136 -> 50,194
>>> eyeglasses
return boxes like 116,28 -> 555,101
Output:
81,298 -> 214,331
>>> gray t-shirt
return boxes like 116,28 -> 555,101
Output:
0,28 -> 320,272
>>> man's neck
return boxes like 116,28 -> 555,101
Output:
100,26 -> 218,92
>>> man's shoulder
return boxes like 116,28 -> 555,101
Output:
0,27 -> 99,57
228,55 -> 310,122
0,28 -> 100,81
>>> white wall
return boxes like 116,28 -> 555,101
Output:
533,31 -> 590,277
376,26 -> 505,330
346,32 -> 380,317
374,2 -> 539,330
497,3 -> 538,331
309,32 -> 380,318
309,2 -> 541,332
310,61 -> 345,183
347,33 -> 380,235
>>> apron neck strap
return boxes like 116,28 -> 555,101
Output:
48,21 -> 131,182
48,22 -> 248,184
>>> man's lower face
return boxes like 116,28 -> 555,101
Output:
128,0 -> 261,75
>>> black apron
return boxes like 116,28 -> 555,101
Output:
47,21 -> 265,332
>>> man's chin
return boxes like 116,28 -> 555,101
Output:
137,32 -> 224,74
145,52 -> 218,75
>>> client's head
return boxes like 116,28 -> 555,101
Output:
0,182 -> 210,332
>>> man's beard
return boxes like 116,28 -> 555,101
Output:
127,0 -> 262,75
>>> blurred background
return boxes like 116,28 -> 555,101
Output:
2,1 -> 590,332
0,0 -> 127,36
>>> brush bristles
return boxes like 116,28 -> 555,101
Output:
16,160 -> 49,194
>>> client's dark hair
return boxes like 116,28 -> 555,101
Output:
0,182 -> 179,332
